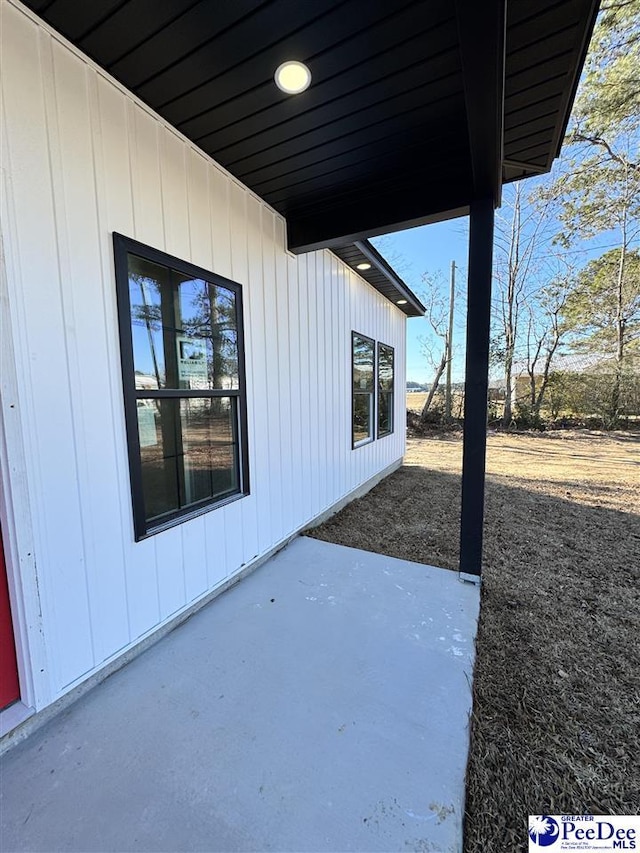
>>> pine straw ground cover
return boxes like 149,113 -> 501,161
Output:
306,430 -> 640,852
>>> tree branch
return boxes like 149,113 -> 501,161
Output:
571,132 -> 639,171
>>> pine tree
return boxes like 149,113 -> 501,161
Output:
545,0 -> 640,425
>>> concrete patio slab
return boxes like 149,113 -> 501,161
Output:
0,537 -> 480,853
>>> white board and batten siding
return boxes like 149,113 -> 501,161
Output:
0,0 -> 407,711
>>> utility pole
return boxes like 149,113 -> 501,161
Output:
445,260 -> 456,420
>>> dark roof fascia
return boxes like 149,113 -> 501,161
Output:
287,200 -> 471,255
548,0 -> 600,166
354,240 -> 426,317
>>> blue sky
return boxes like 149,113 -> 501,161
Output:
371,194 -> 630,387
372,218 -> 470,385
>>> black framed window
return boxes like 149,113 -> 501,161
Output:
377,343 -> 395,437
352,332 -> 375,447
113,234 -> 249,540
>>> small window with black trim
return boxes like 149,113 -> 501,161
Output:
113,234 -> 249,540
352,332 -> 375,447
377,342 -> 394,437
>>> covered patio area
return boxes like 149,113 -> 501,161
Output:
1,537 -> 479,853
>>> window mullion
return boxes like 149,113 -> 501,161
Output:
134,389 -> 241,399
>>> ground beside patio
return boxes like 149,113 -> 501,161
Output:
308,430 -> 640,852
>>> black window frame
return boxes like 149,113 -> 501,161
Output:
377,342 -> 395,439
351,331 -> 376,449
351,332 -> 396,449
113,233 -> 250,541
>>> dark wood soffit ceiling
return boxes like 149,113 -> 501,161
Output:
24,0 -> 598,256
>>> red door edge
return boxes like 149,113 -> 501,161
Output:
0,526 -> 21,709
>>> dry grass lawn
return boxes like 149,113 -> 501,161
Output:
307,430 -> 640,852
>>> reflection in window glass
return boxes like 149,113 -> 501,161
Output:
137,397 -> 239,526
129,257 -> 167,390
353,334 -> 375,392
209,285 -> 239,390
137,398 -> 178,522
353,394 -> 372,445
352,333 -> 375,445
181,397 -> 238,505
128,258 -> 239,392
378,343 -> 394,437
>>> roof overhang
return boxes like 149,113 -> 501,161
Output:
332,241 -> 426,318
20,0 -> 598,266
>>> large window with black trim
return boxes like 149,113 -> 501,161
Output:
351,332 -> 395,447
113,234 -> 249,540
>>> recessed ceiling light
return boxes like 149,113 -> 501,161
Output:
396,299 -> 408,305
356,262 -> 372,271
274,61 -> 311,94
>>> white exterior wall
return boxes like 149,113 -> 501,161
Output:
0,0 -> 406,712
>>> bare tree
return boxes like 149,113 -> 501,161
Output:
417,271 -> 450,421
524,273 -> 572,419
493,183 -> 557,426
